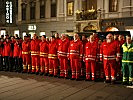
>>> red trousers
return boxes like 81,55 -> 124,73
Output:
85,61 -> 96,80
31,55 -> 40,73
22,54 -> 31,72
103,60 -> 116,81
59,58 -> 68,78
49,59 -> 58,76
70,58 -> 80,79
40,57 -> 49,73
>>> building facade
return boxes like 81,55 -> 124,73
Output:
0,0 -> 18,37
15,0 -> 133,37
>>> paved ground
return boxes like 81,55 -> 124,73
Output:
0,72 -> 133,100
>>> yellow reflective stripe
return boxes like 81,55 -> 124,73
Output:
122,60 -> 133,63
122,45 -> 128,52
128,48 -> 133,52
40,52 -> 48,55
22,52 -> 29,54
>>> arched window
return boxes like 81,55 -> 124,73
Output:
21,3 -> 26,20
109,0 -> 118,12
40,0 -> 46,18
30,1 -> 36,20
51,0 -> 57,17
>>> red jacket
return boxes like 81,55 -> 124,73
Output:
31,39 -> 40,56
48,40 -> 58,59
100,41 -> 120,61
68,39 -> 83,59
85,41 -> 98,62
58,38 -> 70,59
13,43 -> 21,57
22,41 -> 30,54
3,41 -> 11,56
39,40 -> 49,58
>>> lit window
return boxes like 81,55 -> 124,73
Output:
126,29 -> 133,40
14,30 -> 19,37
22,32 -> 26,39
67,1 -> 74,16
0,30 -> 6,37
40,32 -> 45,36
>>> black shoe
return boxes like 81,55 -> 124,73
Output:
65,77 -> 69,79
44,73 -> 48,76
104,80 -> 111,83
36,72 -> 39,75
48,74 -> 53,77
31,72 -> 35,74
58,76 -> 64,78
70,78 -> 75,80
111,80 -> 116,84
40,72 -> 44,76
122,81 -> 128,85
54,75 -> 58,78
129,82 -> 133,86
76,79 -> 81,81
85,79 -> 91,81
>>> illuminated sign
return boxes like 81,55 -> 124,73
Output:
28,25 -> 37,30
5,1 -> 13,24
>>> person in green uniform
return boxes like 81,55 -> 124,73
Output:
122,35 -> 133,85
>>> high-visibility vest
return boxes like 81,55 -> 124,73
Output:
122,43 -> 133,63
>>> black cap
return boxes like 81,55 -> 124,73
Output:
5,34 -> 9,36
42,35 -> 46,38
51,35 -> 55,38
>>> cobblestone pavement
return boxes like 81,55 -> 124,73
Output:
0,71 -> 133,100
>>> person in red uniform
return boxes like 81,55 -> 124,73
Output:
113,34 -> 122,80
58,34 -> 70,78
48,36 -> 58,77
39,35 -> 49,75
68,33 -> 83,80
13,38 -> 21,72
100,34 -> 120,84
84,35 -> 99,81
0,39 -> 4,71
22,35 -> 31,73
30,34 -> 40,74
3,38 -> 11,71
80,35 -> 88,78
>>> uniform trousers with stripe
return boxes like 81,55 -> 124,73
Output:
59,58 -> 68,78
85,60 -> 96,80
103,60 -> 116,81
70,58 -> 80,79
22,54 -> 31,72
122,62 -> 133,82
31,55 -> 40,73
40,57 -> 49,74
49,59 -> 58,76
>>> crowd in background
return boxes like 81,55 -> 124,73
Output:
0,32 -> 133,85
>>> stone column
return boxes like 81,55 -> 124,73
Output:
57,0 -> 65,21
45,0 -> 51,20
26,1 -> 30,22
36,0 -> 40,22
104,0 -> 109,18
18,0 -> 22,22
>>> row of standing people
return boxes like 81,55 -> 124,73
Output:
0,33 -> 133,85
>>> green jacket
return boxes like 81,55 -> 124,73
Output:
122,42 -> 133,63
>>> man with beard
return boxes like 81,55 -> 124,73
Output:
100,34 -> 120,84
